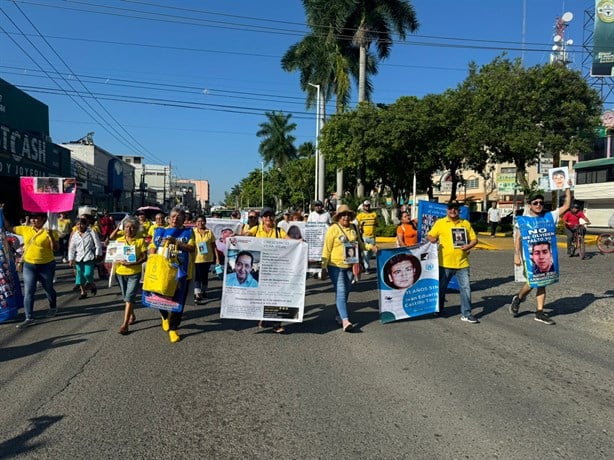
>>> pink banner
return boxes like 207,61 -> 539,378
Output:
20,177 -> 77,213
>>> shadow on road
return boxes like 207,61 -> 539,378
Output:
0,415 -> 63,459
0,332 -> 96,362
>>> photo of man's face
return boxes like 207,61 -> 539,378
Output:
531,243 -> 553,273
234,254 -> 253,284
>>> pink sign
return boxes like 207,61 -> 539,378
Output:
20,177 -> 76,213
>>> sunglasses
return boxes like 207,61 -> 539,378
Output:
531,200 -> 544,206
248,215 -> 257,219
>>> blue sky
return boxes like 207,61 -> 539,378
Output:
1,0 -> 595,204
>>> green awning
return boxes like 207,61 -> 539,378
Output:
574,157 -> 614,170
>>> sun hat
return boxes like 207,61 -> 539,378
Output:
333,204 -> 356,222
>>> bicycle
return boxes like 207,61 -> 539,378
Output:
571,224 -> 587,259
597,232 -> 614,254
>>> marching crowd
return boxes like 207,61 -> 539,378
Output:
1,185 -> 578,342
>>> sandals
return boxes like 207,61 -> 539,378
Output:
343,323 -> 356,333
118,326 -> 129,335
128,314 -> 136,325
273,325 -> 285,334
78,293 -> 88,300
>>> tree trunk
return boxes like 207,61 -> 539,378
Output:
358,45 -> 367,103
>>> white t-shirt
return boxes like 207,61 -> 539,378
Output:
487,207 -> 501,223
307,211 -> 332,224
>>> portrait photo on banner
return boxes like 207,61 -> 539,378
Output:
377,242 -> 439,323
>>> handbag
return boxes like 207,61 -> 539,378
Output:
143,242 -> 179,297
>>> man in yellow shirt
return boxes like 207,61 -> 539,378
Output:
355,200 -> 378,274
427,201 -> 479,323
57,212 -> 72,263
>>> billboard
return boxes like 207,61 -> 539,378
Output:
592,0 -> 614,76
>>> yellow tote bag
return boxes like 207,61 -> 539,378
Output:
143,252 -> 178,297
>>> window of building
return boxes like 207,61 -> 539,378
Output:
465,178 -> 480,189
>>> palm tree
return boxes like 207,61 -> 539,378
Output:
256,111 -> 297,169
342,0 -> 419,102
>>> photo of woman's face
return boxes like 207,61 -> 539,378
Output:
389,259 -> 416,289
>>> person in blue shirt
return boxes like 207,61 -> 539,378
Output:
225,251 -> 258,288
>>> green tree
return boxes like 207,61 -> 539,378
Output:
461,57 -> 601,191
256,111 -> 297,169
343,0 -> 419,102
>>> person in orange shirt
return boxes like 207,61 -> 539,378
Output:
396,211 -> 418,247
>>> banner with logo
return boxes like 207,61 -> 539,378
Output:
20,177 -> 76,213
220,236 -> 307,322
377,242 -> 439,323
516,214 -> 559,288
592,0 -> 614,76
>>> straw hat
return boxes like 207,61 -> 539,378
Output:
333,204 -> 356,222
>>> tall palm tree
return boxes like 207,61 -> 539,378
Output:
256,111 -> 297,169
342,0 -> 419,102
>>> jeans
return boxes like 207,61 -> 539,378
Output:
564,227 -> 577,254
362,236 -> 376,271
59,235 -> 70,259
439,267 -> 472,317
117,273 -> 141,303
490,221 -> 498,236
193,262 -> 213,295
327,265 -> 354,321
22,261 -> 57,319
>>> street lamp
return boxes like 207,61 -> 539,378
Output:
261,161 -> 264,208
307,83 -> 326,200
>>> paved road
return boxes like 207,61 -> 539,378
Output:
1,245 -> 612,459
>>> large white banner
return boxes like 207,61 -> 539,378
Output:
377,242 -> 439,323
220,236 -> 308,322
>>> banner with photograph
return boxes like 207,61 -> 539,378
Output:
548,167 -> 570,191
0,209 -> 23,323
304,222 -> 328,273
20,177 -> 76,213
377,242 -> 439,323
516,215 -> 559,288
220,236 -> 308,322
104,241 -> 137,263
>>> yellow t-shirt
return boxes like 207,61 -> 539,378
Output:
114,236 -> 148,276
193,228 -> 216,263
427,217 -> 476,269
249,224 -> 287,239
57,217 -> 72,237
15,226 -> 57,264
321,223 -> 361,269
356,211 -> 378,238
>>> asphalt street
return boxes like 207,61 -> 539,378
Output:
1,242 -> 613,459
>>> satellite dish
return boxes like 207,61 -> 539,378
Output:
554,34 -> 562,43
567,39 -> 574,46
562,11 -> 573,22
552,45 -> 559,51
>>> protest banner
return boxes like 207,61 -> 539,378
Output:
0,209 -> 23,323
104,241 -> 137,263
516,215 -> 559,288
377,242 -> 439,323
304,222 -> 327,273
20,177 -> 76,213
220,236 -> 307,322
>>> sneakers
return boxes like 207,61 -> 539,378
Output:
535,311 -> 555,325
460,315 -> 479,324
62,258 -> 68,263
169,330 -> 181,343
161,317 -> 170,332
16,318 -> 36,329
509,295 -> 522,317
46,308 -> 58,318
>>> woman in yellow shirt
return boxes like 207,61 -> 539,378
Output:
3,210 -> 59,328
192,215 -> 218,304
115,216 -> 148,335
322,205 -> 374,332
